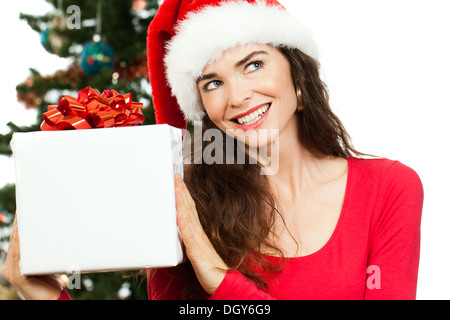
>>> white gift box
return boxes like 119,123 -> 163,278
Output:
10,124 -> 184,275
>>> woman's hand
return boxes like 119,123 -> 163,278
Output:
2,217 -> 64,300
174,173 -> 228,295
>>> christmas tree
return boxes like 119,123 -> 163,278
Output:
0,0 -> 161,300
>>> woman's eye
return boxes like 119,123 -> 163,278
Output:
246,61 -> 263,73
204,80 -> 222,91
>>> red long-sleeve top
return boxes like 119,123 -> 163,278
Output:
147,157 -> 423,300
60,157 -> 423,300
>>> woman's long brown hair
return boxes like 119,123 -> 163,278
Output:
158,46 -> 369,299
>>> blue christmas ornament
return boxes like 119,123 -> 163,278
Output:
80,40 -> 115,76
40,25 -> 66,54
40,27 -> 53,53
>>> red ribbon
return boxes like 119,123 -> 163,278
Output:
40,87 -> 144,131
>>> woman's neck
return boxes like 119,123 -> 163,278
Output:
259,115 -> 342,203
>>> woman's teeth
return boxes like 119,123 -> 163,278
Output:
236,104 -> 270,125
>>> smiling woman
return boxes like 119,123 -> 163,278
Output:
3,0 -> 424,301
144,0 -> 423,300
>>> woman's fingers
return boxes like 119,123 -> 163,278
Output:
3,217 -> 21,285
175,174 -> 196,214
2,216 -> 63,300
175,174 -> 203,233
174,174 -> 228,295
175,174 -> 200,247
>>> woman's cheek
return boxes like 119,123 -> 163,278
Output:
203,94 -> 228,124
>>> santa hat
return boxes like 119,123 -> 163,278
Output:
147,0 -> 319,129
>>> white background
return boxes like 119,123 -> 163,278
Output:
0,0 -> 449,299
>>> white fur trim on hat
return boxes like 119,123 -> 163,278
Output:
164,0 -> 319,122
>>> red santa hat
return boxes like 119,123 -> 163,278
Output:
147,0 -> 319,129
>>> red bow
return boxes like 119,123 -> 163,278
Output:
40,87 -> 144,130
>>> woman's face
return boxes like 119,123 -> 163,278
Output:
197,44 -> 298,148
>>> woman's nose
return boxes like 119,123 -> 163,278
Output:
227,80 -> 253,108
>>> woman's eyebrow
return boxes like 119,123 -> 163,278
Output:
196,50 -> 268,85
235,50 -> 268,68
197,72 -> 218,85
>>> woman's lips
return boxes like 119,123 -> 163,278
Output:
232,103 -> 271,131
231,102 -> 270,121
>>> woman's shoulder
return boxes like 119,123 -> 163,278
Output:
349,156 -> 420,180
346,156 -> 423,229
348,156 -> 423,198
